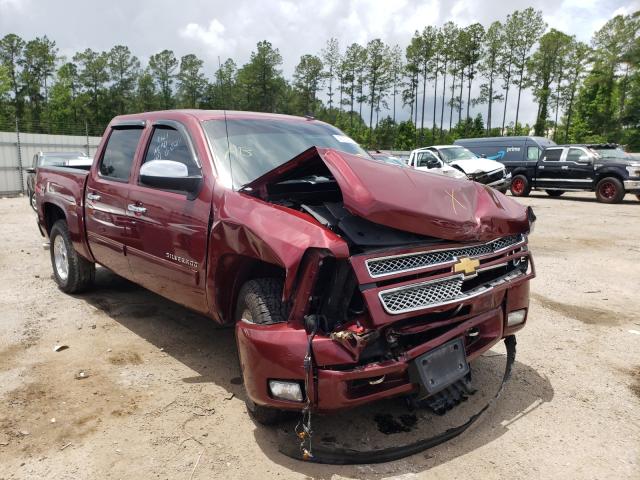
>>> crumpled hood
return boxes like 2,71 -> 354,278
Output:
244,147 -> 531,242
450,158 -> 505,174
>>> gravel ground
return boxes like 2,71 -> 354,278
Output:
0,191 -> 639,479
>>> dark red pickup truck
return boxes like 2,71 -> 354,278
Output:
35,110 -> 535,425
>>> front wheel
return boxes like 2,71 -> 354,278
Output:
49,220 -> 95,293
545,190 -> 564,197
235,278 -> 293,425
510,175 -> 531,197
595,177 -> 624,204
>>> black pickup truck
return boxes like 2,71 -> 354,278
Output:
508,144 -> 640,203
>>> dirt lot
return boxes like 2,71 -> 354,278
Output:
0,192 -> 639,479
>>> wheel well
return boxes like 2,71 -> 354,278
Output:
511,169 -> 530,179
215,254 -> 285,325
43,203 -> 66,235
595,172 -> 623,185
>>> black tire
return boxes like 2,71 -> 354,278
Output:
595,177 -> 625,204
545,190 -> 564,197
635,194 -> 640,202
510,175 -> 531,197
29,190 -> 37,212
235,278 -> 292,425
49,220 -> 95,293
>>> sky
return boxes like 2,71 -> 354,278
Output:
0,0 -> 637,127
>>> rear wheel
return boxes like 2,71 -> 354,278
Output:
545,190 -> 564,197
235,278 -> 292,425
49,220 -> 95,293
595,177 -> 624,204
29,190 -> 37,211
510,175 -> 531,197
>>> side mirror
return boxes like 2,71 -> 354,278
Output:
139,160 -> 202,197
26,167 -> 36,174
578,155 -> 592,164
426,159 -> 441,169
480,154 -> 487,158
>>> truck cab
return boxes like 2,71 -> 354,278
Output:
509,144 -> 640,203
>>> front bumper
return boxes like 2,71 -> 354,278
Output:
236,270 -> 532,413
623,180 -> 640,192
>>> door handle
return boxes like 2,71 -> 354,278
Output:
127,204 -> 147,214
561,166 -> 569,170
539,166 -> 545,169
87,193 -> 101,201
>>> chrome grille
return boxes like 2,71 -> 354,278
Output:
378,265 -> 528,315
380,276 -> 464,314
366,234 -> 523,278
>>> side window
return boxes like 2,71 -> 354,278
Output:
416,151 -> 438,168
527,146 -> 540,161
542,149 -> 562,162
566,148 -> 585,162
142,126 -> 199,176
99,128 -> 143,180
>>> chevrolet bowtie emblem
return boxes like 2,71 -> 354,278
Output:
454,256 -> 480,276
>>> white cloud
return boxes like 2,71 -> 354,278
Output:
179,19 -> 237,58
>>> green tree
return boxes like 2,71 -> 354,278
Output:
413,26 -> 436,140
136,68 -> 159,112
364,39 -> 391,134
48,62 -> 80,128
20,36 -> 57,128
403,40 -> 420,127
148,49 -> 178,109
73,48 -> 110,129
438,22 -> 458,139
321,37 -> 340,112
389,44 -> 403,124
292,54 -> 324,114
528,29 -> 572,136
208,58 -> 238,109
512,8 -> 546,129
500,10 -> 522,134
477,21 -> 504,133
108,45 -> 140,115
340,43 -> 366,126
461,23 -> 485,125
236,41 -> 285,112
177,54 -> 206,108
0,34 -> 25,118
560,40 -> 590,142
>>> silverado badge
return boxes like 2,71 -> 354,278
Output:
454,256 -> 480,276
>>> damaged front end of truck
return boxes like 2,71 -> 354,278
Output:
215,145 -> 535,460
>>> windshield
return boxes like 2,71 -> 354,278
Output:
203,118 -> 370,188
591,148 -> 632,161
437,146 -> 478,163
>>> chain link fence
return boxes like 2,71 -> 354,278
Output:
0,118 -> 104,195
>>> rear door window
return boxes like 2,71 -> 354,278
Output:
527,146 -> 541,161
99,128 -> 144,180
542,148 -> 563,162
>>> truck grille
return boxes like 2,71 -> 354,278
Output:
380,276 -> 465,313
366,234 -> 523,278
378,266 -> 526,315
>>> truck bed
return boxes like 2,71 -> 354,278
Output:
36,166 -> 92,261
